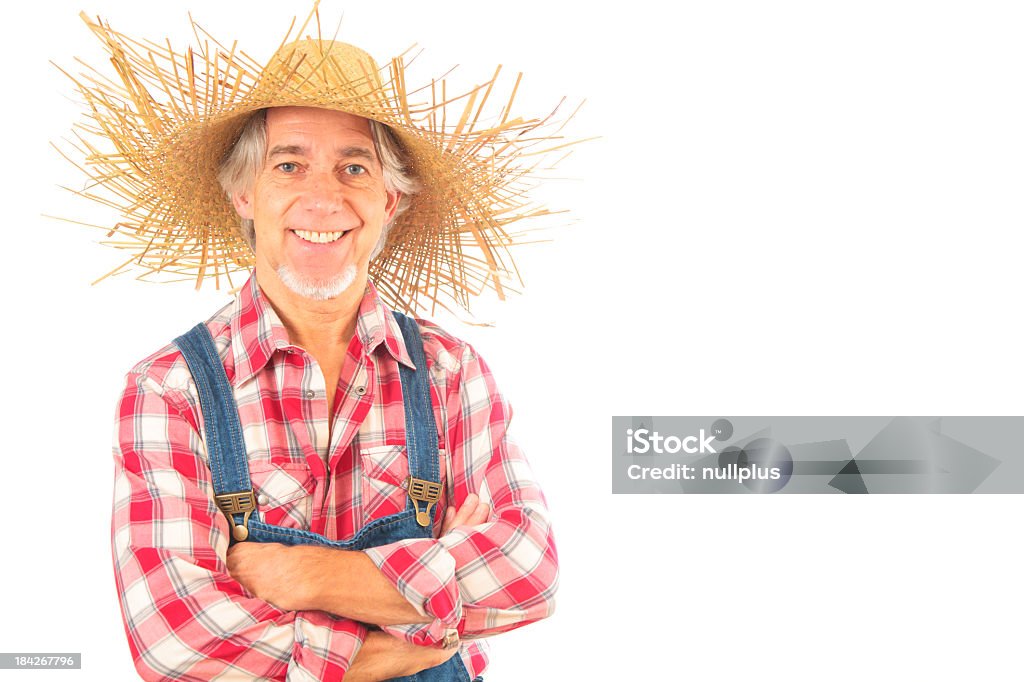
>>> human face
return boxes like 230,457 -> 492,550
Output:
233,107 -> 401,301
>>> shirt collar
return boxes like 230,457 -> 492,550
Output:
230,274 -> 415,386
354,279 -> 417,371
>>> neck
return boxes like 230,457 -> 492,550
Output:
255,264 -> 367,354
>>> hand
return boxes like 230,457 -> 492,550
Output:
440,493 -> 491,535
345,630 -> 458,682
226,542 -> 313,611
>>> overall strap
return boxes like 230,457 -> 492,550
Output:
392,312 -> 443,528
173,324 -> 257,542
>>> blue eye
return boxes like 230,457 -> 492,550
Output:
277,162 -> 298,173
345,164 -> 366,175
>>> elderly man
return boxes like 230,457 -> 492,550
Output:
67,12 -> 564,682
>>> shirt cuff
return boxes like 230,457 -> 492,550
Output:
286,611 -> 367,680
364,538 -> 462,645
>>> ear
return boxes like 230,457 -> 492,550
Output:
231,189 -> 255,221
383,189 -> 402,224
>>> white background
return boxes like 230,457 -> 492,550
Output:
4,1 -> 1023,679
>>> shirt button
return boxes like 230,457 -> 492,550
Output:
355,385 -> 367,395
257,494 -> 269,506
305,390 -> 315,399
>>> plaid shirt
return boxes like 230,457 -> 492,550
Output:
111,274 -> 557,680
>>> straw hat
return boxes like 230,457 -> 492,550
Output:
57,4 -> 578,313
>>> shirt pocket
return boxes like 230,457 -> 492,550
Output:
360,444 -> 410,523
249,462 -> 316,530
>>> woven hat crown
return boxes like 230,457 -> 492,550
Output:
270,40 -> 384,102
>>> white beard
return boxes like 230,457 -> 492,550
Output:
276,264 -> 358,301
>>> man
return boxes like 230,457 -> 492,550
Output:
65,11 -> 566,681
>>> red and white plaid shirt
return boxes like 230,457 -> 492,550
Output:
111,274 -> 558,680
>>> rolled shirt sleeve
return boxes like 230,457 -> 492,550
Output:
363,342 -> 558,645
113,369 -> 367,680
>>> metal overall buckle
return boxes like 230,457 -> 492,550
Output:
215,490 -> 257,541
405,476 -> 443,527
441,629 -> 460,650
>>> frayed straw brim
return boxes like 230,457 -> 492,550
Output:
55,3 -> 581,314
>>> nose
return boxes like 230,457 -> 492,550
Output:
301,169 -> 347,216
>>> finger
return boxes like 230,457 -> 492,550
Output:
440,506 -> 456,535
467,502 -> 490,526
449,493 -> 479,528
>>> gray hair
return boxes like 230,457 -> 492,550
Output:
217,109 -> 419,255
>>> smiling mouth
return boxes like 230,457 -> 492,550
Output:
293,229 -> 350,244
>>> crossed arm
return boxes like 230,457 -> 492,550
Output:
226,496 -> 491,625
227,497 -> 491,681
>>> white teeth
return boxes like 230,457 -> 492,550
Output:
294,230 -> 347,243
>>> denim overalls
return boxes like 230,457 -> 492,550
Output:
174,312 -> 473,682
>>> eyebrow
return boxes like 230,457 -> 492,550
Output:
267,144 -> 306,158
338,146 -> 377,163
267,144 -> 378,163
